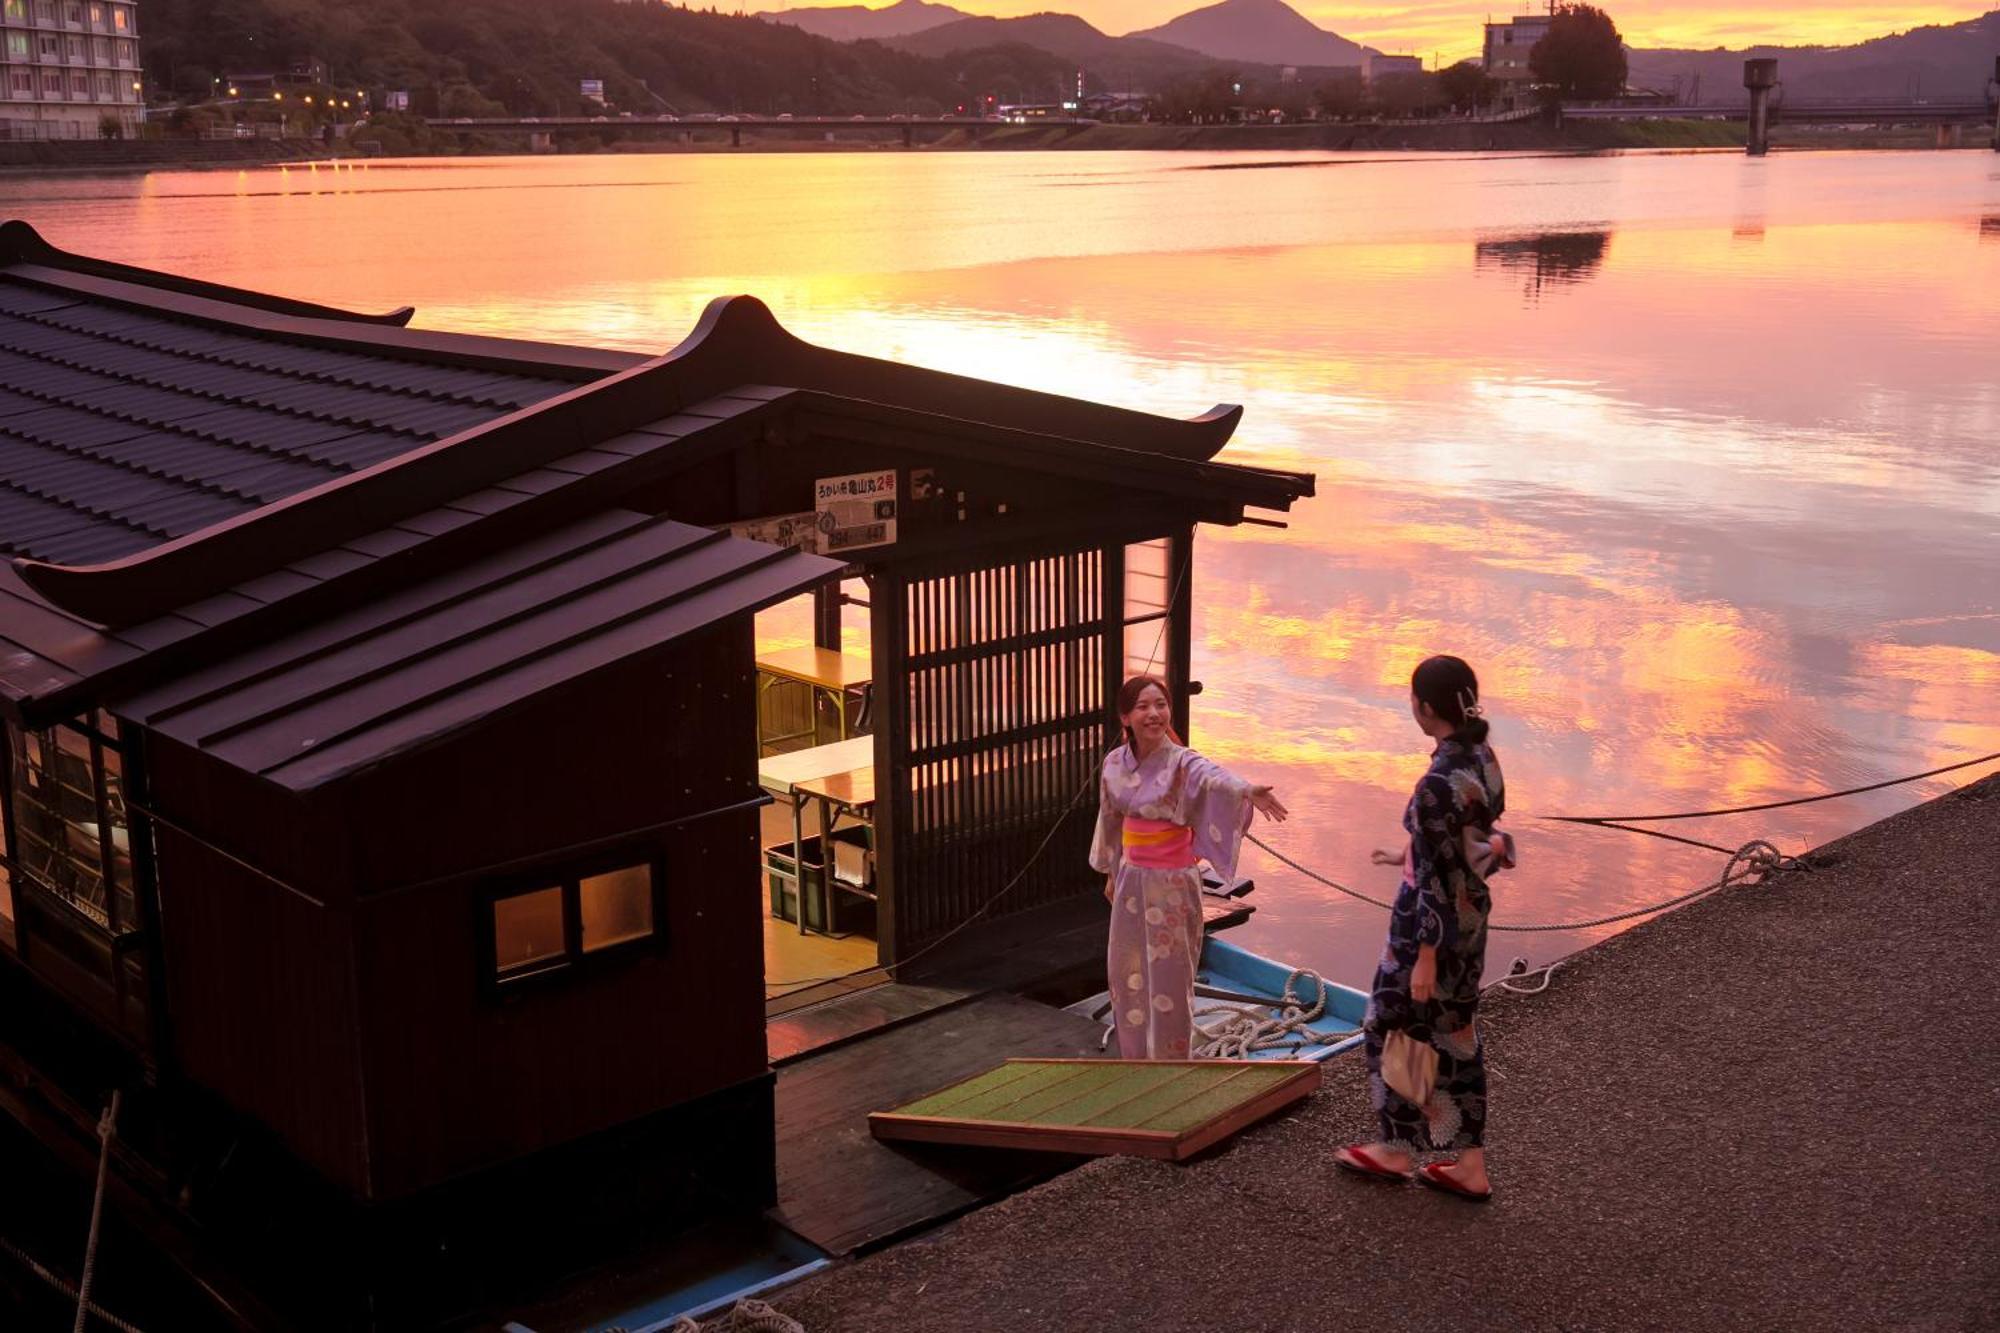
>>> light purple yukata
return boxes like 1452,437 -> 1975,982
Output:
1090,741 -> 1256,1059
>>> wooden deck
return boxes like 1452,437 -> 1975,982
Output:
772,993 -> 1107,1256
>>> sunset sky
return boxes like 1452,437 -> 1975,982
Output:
759,1 -> 1992,64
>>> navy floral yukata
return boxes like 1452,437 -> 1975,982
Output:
1363,736 -> 1506,1151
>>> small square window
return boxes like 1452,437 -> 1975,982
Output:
487,856 -> 661,989
580,864 -> 653,952
492,885 -> 565,978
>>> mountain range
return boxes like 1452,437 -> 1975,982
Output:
757,0 -> 1381,67
1625,9 -> 1999,101
1129,0 -> 1371,67
755,0 -> 970,43
758,0 -> 2000,98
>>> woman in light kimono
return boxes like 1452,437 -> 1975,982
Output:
1090,674 -> 1289,1060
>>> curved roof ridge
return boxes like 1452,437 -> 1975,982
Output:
0,219 -> 417,327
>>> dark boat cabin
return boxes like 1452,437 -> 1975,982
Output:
0,222 -> 1310,1322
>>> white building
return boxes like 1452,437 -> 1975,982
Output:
1362,53 -> 1423,85
1482,11 -> 1552,103
0,0 -> 142,140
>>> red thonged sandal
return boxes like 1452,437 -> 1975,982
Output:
1334,1144 -> 1413,1183
1417,1161 -> 1492,1202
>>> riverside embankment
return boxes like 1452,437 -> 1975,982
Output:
775,772 -> 2000,1332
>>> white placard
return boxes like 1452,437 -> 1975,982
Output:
815,470 -> 898,553
729,510 -> 827,555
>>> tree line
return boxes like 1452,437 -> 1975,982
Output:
137,0 -> 1630,132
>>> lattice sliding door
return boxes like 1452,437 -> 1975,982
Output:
884,546 -> 1116,956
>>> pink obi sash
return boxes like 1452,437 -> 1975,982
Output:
1123,817 -> 1196,869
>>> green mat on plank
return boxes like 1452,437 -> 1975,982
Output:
885,1060 -> 1299,1135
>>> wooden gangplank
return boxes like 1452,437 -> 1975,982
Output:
773,993 -> 1107,1256
869,1059 -> 1321,1162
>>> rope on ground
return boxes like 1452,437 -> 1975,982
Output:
662,1297 -> 806,1332
1487,956 -> 1561,995
1193,968 -> 1333,1058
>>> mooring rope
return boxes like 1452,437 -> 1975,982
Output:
71,1090 -> 120,1333
0,1099 -> 146,1333
1537,750 -> 2000,825
1246,833 -> 1796,933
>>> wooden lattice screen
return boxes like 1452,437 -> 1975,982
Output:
879,544 -> 1119,957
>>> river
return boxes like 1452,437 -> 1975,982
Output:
4,148 -> 1995,983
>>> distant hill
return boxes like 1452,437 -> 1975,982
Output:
1627,9 -> 2000,101
1130,0 -> 1369,68
887,13 -> 1225,75
754,0 -> 970,43
135,0 -> 1076,115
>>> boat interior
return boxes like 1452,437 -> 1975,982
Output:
754,579 -> 885,1017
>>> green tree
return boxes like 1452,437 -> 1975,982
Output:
1436,59 -> 1494,112
1370,70 -> 1438,117
1528,4 -> 1628,102
1312,71 -> 1365,120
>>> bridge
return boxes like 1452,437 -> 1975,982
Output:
1562,55 -> 1999,154
1561,98 -> 1995,126
423,115 -> 1093,149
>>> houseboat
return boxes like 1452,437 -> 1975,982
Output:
0,220 -> 1313,1328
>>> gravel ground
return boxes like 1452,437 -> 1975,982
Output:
773,774 -> 2000,1333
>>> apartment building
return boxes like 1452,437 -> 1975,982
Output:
1482,11 -> 1553,104
0,0 -> 142,139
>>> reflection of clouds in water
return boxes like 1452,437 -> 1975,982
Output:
35,152 -> 1997,982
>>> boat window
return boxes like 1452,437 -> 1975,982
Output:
580,864 -> 653,952
5,718 -> 134,937
0,784 -> 14,954
493,885 -> 566,979
488,855 -> 663,988
1123,537 -> 1174,679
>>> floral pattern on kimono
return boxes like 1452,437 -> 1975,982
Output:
1090,741 -> 1255,1060
1363,736 -> 1506,1150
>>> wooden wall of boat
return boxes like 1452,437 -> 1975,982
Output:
143,730 -> 370,1193
137,622 -> 774,1204
338,622 -> 768,1200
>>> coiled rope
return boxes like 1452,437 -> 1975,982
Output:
1193,967 -> 1335,1058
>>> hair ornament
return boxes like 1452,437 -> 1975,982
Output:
1457,687 -> 1483,720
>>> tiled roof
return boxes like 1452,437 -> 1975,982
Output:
0,271 -> 578,565
0,226 -> 1312,778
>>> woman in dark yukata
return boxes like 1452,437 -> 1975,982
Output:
1335,655 -> 1514,1201
1090,674 -> 1289,1060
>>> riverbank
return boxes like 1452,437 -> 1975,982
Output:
3,118 -> 1978,173
774,771 -> 2000,1331
0,137 -> 329,172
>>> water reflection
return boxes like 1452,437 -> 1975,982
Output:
1473,229 -> 1613,298
5,151 -> 1996,983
